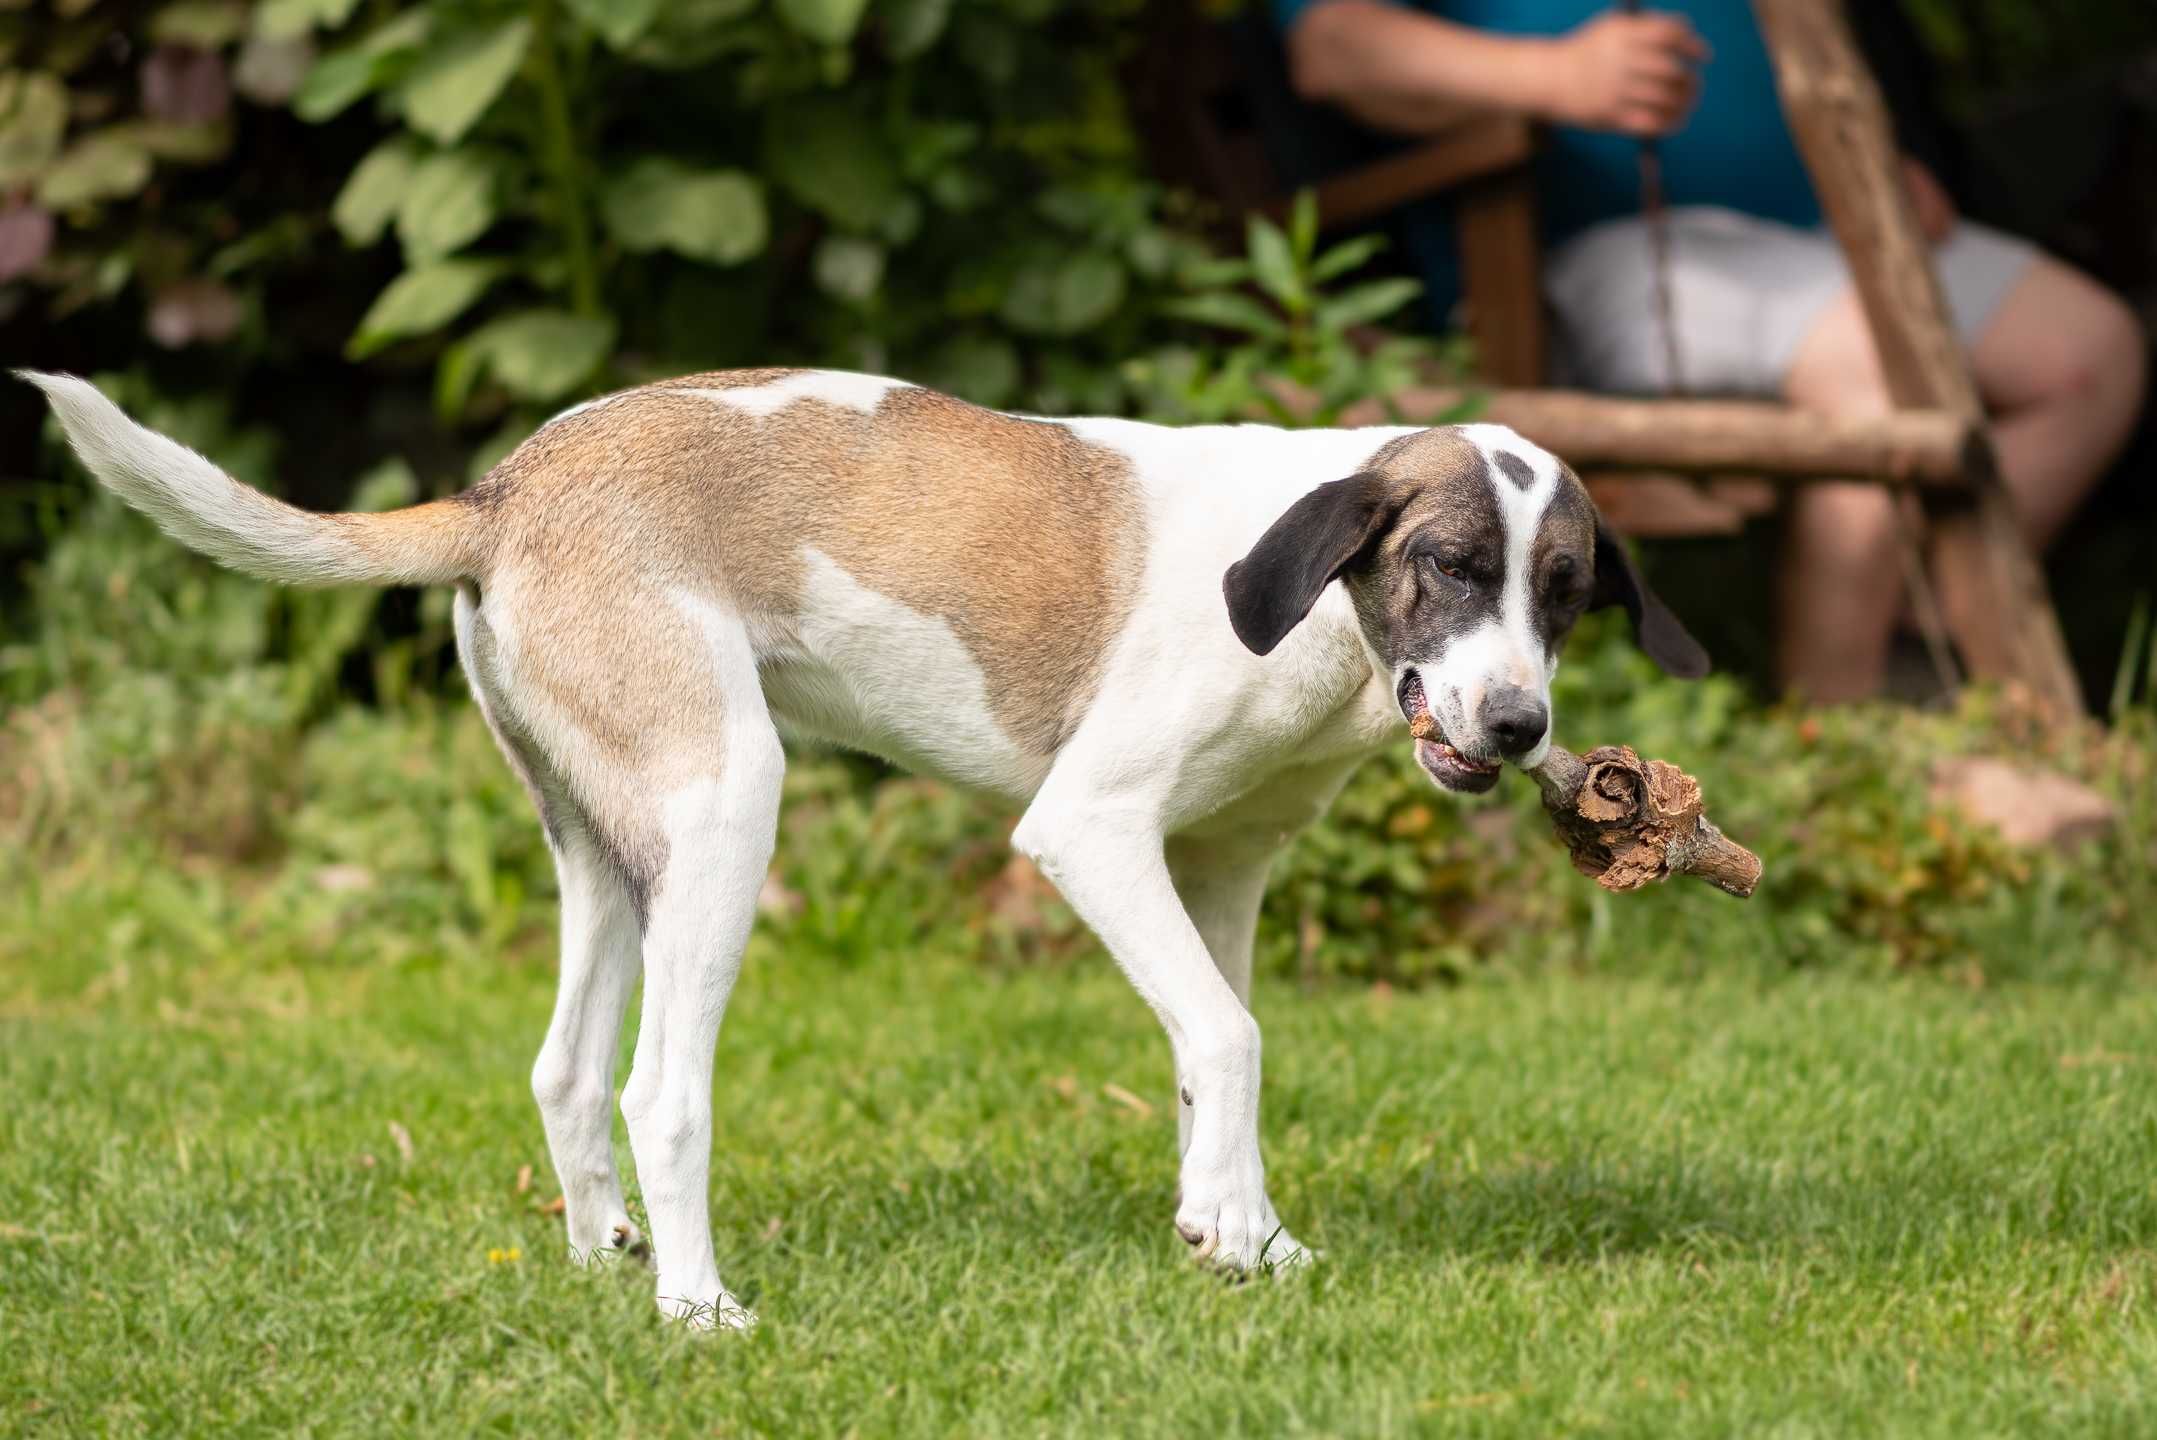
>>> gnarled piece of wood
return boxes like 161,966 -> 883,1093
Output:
1405,718 -> 1760,898
1530,745 -> 1762,899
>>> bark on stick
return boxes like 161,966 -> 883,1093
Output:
1410,716 -> 1763,899
1529,745 -> 1762,898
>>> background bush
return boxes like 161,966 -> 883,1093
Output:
4,0 -> 2156,991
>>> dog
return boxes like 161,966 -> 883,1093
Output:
23,367 -> 1705,1328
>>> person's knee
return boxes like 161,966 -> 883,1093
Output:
2008,273 -> 2148,418
1787,485 -> 1897,571
2091,290 -> 2149,411
2051,287 -> 2139,396
1782,298 -> 1890,417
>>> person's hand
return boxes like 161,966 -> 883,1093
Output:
1544,8 -> 1709,137
1901,156 -> 1956,243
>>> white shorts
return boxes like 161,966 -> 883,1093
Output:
1544,205 -> 2036,396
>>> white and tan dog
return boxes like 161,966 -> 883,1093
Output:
24,367 -> 1705,1327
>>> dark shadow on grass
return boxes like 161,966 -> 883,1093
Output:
712,1148 -> 1762,1277
744,1138 -> 2157,1279
1302,1143 -> 2157,1268
1314,1153 -> 1774,1266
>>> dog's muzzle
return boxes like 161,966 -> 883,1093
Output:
1397,669 -> 1501,795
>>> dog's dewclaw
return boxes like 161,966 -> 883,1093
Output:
1525,744 -> 1763,900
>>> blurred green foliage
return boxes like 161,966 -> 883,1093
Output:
1132,194 -> 1466,427
11,590 -> 2155,988
11,354 -> 2156,988
2,0 -> 1246,436
1269,619 -> 2157,984
1900,0 -> 2157,112
5,0 -> 2155,989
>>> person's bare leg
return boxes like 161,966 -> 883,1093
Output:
1778,292 -> 1904,702
1932,259 -> 2147,649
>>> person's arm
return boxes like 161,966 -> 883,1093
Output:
1286,0 -> 1708,138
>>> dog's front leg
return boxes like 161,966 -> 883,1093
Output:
1165,838 -> 1271,1161
1014,800 -> 1309,1272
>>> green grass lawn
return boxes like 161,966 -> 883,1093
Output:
7,888 -> 2157,1437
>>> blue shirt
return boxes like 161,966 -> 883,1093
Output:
1270,0 -> 1824,324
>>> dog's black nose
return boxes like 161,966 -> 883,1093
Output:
1481,687 -> 1548,758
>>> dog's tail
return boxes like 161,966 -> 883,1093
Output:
20,370 -> 488,588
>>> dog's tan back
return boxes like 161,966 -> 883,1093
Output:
467,372 -> 1147,763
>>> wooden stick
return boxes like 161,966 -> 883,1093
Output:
1409,715 -> 1762,898
1527,745 -> 1763,900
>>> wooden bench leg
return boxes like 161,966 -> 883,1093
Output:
1928,480 -> 2085,710
1755,0 -> 2087,720
1457,172 -> 1546,389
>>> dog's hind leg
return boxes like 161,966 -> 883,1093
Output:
456,588 -> 645,1263
616,601 -> 784,1331
530,836 -> 646,1262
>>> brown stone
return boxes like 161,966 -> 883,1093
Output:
1930,757 -> 2117,849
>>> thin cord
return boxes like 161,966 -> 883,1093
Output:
1622,0 -> 1686,395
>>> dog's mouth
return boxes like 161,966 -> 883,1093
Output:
1396,670 -> 1501,795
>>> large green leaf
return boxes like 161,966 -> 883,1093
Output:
394,149 -> 502,262
291,45 -> 376,120
1159,292 -> 1288,341
763,96 -> 903,233
774,0 -> 870,45
812,235 -> 883,304
292,10 -> 430,122
599,157 -> 767,266
37,132 -> 153,209
999,249 -> 1125,337
1309,232 -> 1387,284
1245,215 -> 1303,313
433,336 -> 486,421
107,119 -> 234,165
348,259 -> 502,358
622,0 -> 760,69
257,0 -> 363,40
1288,189 -> 1318,264
894,118 -> 977,183
882,0 -> 952,58
400,17 -> 529,145
560,0 -> 665,49
1314,276 -> 1423,332
151,1 -> 252,48
332,136 -> 420,246
1176,255 -> 1253,289
0,71 -> 68,188
465,309 -> 615,403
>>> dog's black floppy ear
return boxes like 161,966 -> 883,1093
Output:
1223,473 -> 1394,656
1591,515 -> 1711,679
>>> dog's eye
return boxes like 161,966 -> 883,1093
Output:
1423,555 -> 1471,592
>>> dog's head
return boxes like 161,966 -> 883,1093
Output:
1223,423 -> 1707,794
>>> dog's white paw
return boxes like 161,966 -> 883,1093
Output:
1173,1196 -> 1312,1274
658,1289 -> 757,1332
569,1218 -> 651,1268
